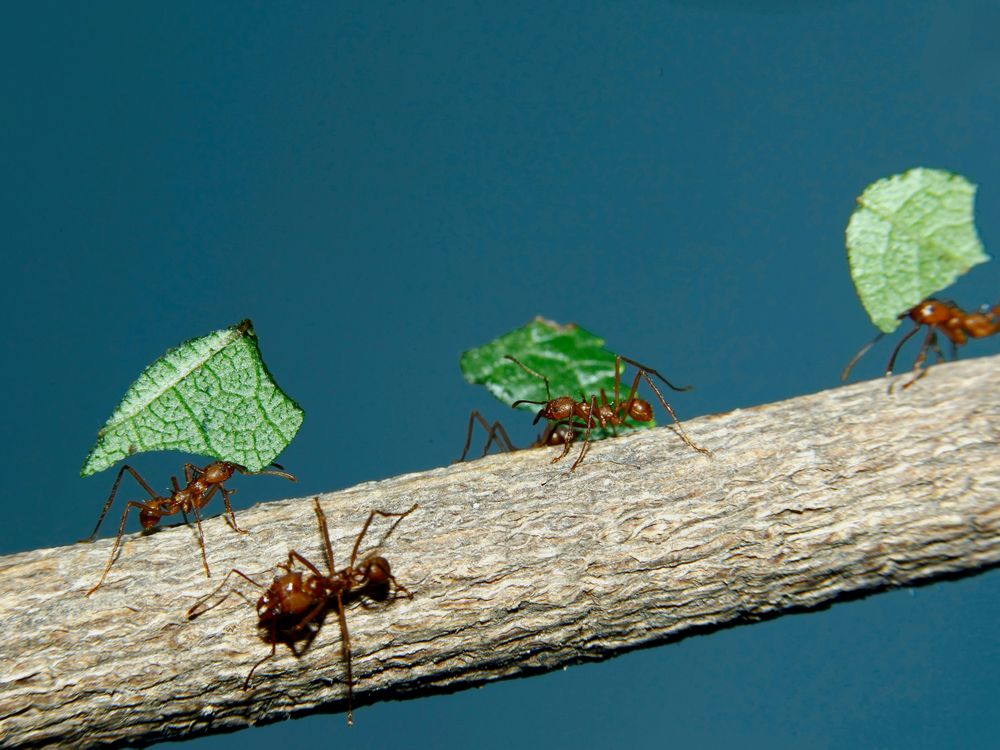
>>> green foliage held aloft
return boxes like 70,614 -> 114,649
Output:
81,320 -> 304,477
846,167 -> 988,333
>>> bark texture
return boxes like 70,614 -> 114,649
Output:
2,355 -> 1000,748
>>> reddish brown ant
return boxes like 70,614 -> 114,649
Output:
86,461 -> 296,595
841,298 -> 1000,389
504,354 -> 709,470
456,410 -> 577,462
187,497 -> 417,726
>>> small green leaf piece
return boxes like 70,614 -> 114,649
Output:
846,168 -> 988,333
460,318 -> 648,438
81,320 -> 304,477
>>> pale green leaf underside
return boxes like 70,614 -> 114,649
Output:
81,320 -> 304,476
846,167 -> 988,333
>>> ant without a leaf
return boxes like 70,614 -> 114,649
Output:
187,497 -> 417,726
841,298 -> 1000,389
86,461 -> 296,595
456,410 -> 577,463
504,354 -> 709,471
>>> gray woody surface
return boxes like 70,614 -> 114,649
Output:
2,355 -> 999,748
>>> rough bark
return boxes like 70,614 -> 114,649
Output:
2,355 -> 1000,748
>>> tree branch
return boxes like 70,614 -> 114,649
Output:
2,355 -> 1000,748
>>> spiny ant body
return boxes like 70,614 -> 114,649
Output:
86,460 -> 296,595
504,354 -> 708,470
187,498 -> 417,726
842,298 -> 1000,389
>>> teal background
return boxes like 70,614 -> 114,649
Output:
3,2 -> 999,747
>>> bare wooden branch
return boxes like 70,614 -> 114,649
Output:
2,355 -> 1000,748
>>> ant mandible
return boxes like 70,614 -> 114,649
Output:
456,410 -> 577,463
504,354 -> 709,470
841,298 -> 1000,389
86,461 -> 296,595
187,497 -> 417,726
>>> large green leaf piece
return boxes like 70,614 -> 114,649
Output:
846,168 -> 988,333
81,320 -> 304,476
460,318 -> 648,438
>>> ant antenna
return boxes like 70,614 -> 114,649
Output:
840,331 -> 886,382
504,355 -> 553,401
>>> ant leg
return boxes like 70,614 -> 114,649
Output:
187,568 -> 265,618
639,371 -> 710,455
289,549 -> 327,579
600,388 -> 617,437
86,465 -> 160,541
381,569 -> 414,599
184,463 -> 205,484
483,421 -> 515,456
900,330 -> 938,391
570,396 -> 600,471
457,411 -> 515,462
87,500 -> 150,595
884,324 -> 923,377
331,591 -> 356,726
550,422 -> 577,463
349,504 -> 419,569
244,621 -> 278,691
220,487 -> 249,534
190,502 -> 212,578
312,498 -> 337,573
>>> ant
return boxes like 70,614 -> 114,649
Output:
86,460 -> 296,595
456,410 -> 577,463
841,298 -> 1000,389
187,497 -> 417,726
504,354 -> 709,470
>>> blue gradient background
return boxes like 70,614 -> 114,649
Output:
3,2 -> 999,748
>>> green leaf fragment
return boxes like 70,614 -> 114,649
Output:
846,168 -> 988,333
459,318 -> 650,440
81,320 -> 304,476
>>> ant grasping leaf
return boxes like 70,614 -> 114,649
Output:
842,298 -> 1000,390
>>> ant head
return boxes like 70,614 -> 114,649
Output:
626,398 -> 654,424
257,589 -> 279,621
539,396 -> 576,423
360,555 -> 393,587
910,299 -> 952,326
202,462 -> 239,484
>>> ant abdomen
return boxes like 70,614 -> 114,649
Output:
626,398 -> 654,423
138,508 -> 162,528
